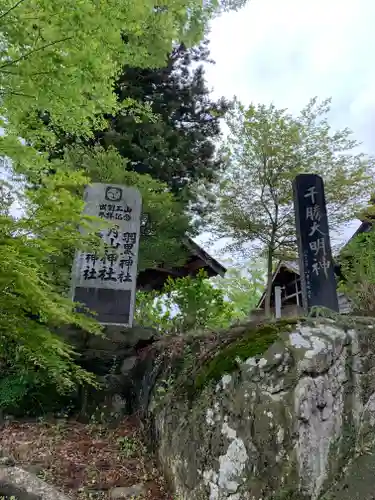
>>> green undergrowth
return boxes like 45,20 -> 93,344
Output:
192,319 -> 297,394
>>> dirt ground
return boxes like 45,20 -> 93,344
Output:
0,416 -> 172,499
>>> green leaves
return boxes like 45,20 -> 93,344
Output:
163,270 -> 235,331
209,96 -> 375,314
210,96 -> 375,258
0,0 -> 249,411
47,41 -> 231,221
210,259 -> 266,317
0,173 -> 103,410
339,226 -> 375,315
135,265 -> 264,333
135,269 -> 236,333
0,0 -> 220,142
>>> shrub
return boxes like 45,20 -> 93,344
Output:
135,269 -> 238,333
339,225 -> 375,315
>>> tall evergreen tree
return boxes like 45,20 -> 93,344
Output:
50,40 -> 230,218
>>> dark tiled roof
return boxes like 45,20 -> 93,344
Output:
184,237 -> 226,277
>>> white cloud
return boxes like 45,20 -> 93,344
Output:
206,0 -> 375,152
198,0 -> 375,257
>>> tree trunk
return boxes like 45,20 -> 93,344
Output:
264,245 -> 274,318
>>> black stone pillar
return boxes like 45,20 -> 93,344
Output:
293,173 -> 339,313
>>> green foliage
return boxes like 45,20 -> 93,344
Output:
135,290 -> 174,333
339,224 -> 375,315
135,269 -> 238,333
0,0 -> 248,414
0,173 -> 103,411
210,258 -> 266,318
0,0 -> 222,145
165,269 -> 237,331
135,263 -> 265,333
0,371 -> 76,416
0,0 -> 232,202
209,97 -> 375,314
48,41 -> 231,220
117,435 -> 145,458
193,319 -> 296,393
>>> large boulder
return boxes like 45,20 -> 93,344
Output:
149,317 -> 375,500
0,462 -> 69,500
59,324 -> 159,418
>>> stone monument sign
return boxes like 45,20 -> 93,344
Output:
72,183 -> 142,326
293,173 -> 339,313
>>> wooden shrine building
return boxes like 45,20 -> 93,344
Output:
136,237 -> 226,291
254,259 -> 350,319
253,217 -> 374,319
255,260 -> 305,318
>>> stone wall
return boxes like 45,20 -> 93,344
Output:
58,317 -> 375,499
60,324 -> 160,418
148,318 -> 375,500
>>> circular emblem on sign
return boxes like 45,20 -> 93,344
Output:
105,186 -> 123,202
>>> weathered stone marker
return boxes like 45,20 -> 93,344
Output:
72,183 -> 142,326
293,173 -> 339,313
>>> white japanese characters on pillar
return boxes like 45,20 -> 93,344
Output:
293,174 -> 338,313
304,186 -> 331,276
72,184 -> 142,326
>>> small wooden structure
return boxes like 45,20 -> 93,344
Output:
253,212 -> 375,319
254,259 -> 351,319
252,199 -> 375,319
136,237 -> 226,291
255,261 -> 304,319
346,219 -> 373,241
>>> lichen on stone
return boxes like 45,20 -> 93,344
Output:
152,318 -> 375,500
193,319 -> 298,395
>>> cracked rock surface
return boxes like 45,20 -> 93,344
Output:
0,463 -> 70,500
151,319 -> 375,500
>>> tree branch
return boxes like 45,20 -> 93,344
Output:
0,36 -> 73,70
258,151 -> 277,227
277,209 -> 294,229
0,0 -> 27,22
0,90 -> 35,98
260,183 -> 274,225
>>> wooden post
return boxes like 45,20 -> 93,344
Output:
275,286 -> 282,319
295,278 -> 300,306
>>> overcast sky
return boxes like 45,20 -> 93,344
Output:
197,0 -> 375,262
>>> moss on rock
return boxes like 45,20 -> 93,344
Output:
192,319 -> 298,394
269,491 -> 310,500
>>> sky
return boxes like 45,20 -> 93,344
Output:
197,0 -> 375,263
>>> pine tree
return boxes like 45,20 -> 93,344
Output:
50,40 -> 230,218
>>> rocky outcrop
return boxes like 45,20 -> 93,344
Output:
4,317 -> 375,499
60,324 -> 159,418
0,460 -> 69,500
52,317 -> 375,498
149,318 -> 375,500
